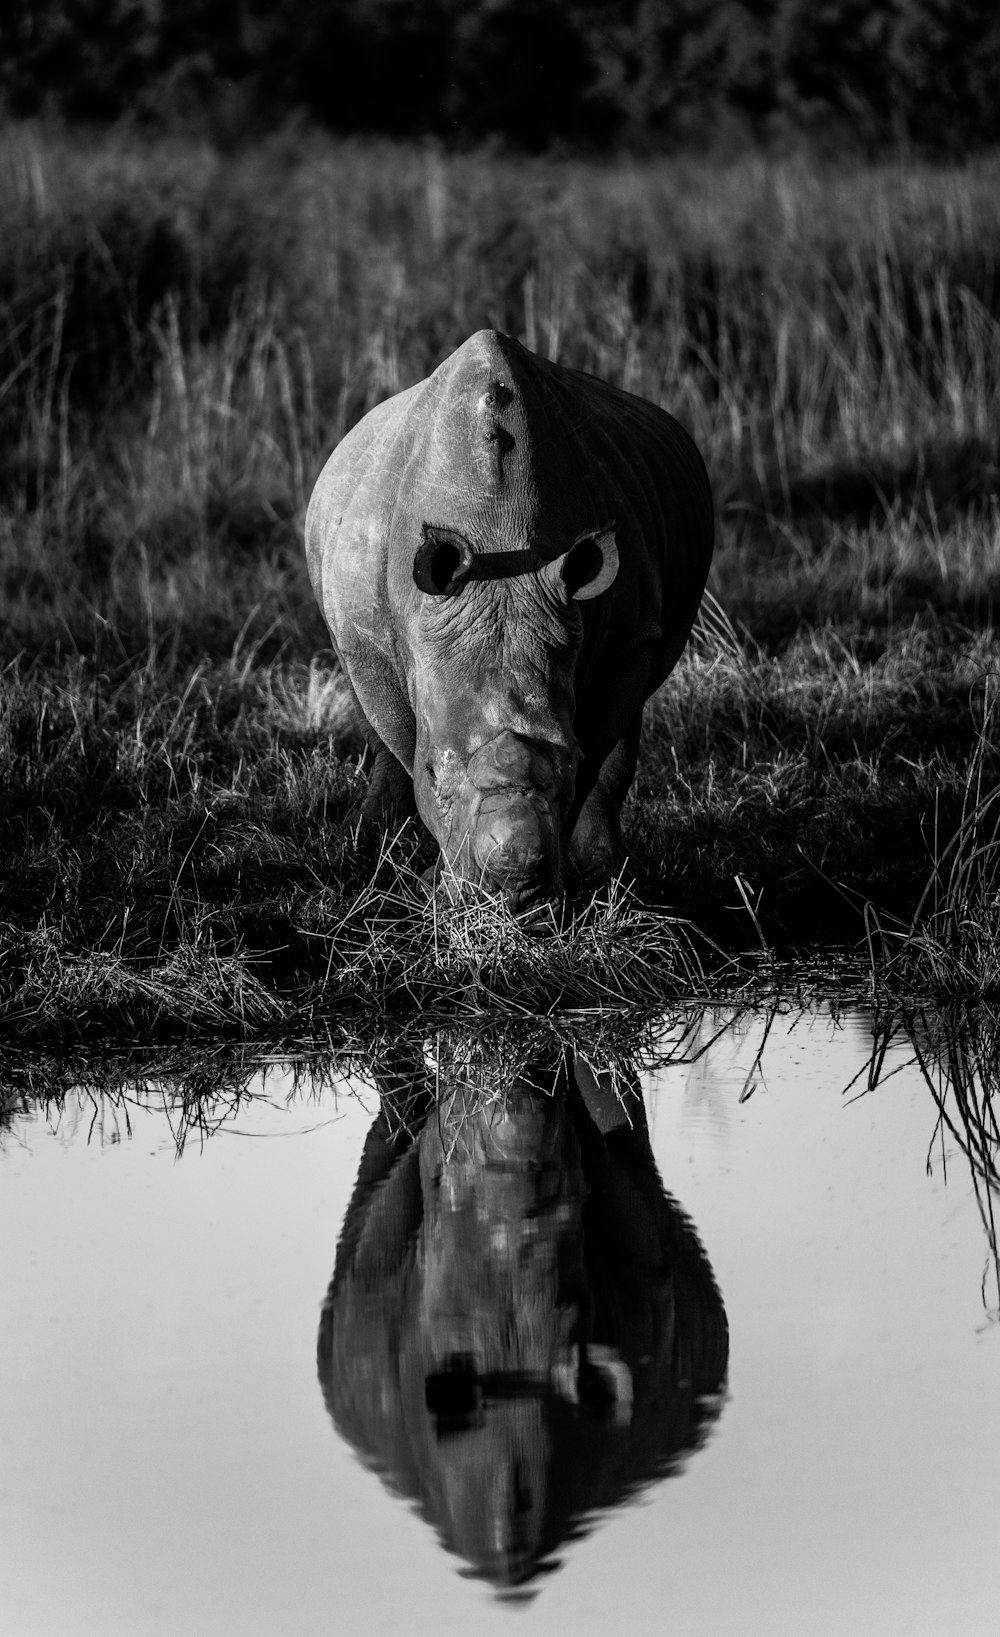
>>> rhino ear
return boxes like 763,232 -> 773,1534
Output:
413,525 -> 475,596
542,523 -> 618,602
551,1342 -> 633,1427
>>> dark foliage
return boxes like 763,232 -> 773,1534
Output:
1,0 -> 998,152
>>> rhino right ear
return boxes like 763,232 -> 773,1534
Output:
551,1343 -> 633,1427
542,522 -> 618,603
413,525 -> 475,596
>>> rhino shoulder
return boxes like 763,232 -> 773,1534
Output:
305,378 -> 425,591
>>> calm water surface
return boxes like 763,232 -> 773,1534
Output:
1,1008 -> 997,1636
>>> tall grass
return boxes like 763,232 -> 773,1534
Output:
872,674 -> 1000,997
3,126 -> 1000,663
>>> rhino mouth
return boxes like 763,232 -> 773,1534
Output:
471,792 -> 558,881
419,731 -> 575,913
441,795 -> 563,915
424,854 -> 563,923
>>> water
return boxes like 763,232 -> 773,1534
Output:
1,1008 -> 997,1636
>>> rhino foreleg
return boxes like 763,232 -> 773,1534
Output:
357,734 -> 417,830
344,681 -> 417,834
332,667 -> 419,837
566,716 -> 642,891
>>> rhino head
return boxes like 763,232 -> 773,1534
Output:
407,520 -> 619,913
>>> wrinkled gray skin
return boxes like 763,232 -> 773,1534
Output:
305,330 -> 714,908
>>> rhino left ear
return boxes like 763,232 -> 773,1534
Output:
414,525 -> 475,596
542,523 -> 618,602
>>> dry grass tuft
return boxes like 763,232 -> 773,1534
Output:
871,674 -> 1000,999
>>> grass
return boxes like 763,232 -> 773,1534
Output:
2,615 -> 989,1045
868,674 -> 1000,997
2,124 -> 1000,1041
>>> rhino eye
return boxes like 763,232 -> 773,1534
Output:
413,525 -> 475,595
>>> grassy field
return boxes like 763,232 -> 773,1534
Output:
2,124 -> 1000,1043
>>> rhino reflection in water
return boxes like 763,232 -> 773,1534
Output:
317,1044 -> 728,1592
305,329 -> 714,910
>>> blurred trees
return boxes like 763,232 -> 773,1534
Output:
1,0 -> 998,152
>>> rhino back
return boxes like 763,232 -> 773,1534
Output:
500,339 -> 714,696
305,331 -> 713,754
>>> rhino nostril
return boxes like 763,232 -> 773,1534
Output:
424,760 -> 438,788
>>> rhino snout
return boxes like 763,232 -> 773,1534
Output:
473,796 -> 559,899
419,730 -> 575,908
473,800 -> 551,872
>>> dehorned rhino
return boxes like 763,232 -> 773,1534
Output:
305,329 -> 713,911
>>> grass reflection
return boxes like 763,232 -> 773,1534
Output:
865,1003 -> 1000,1320
3,997 -> 997,1325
